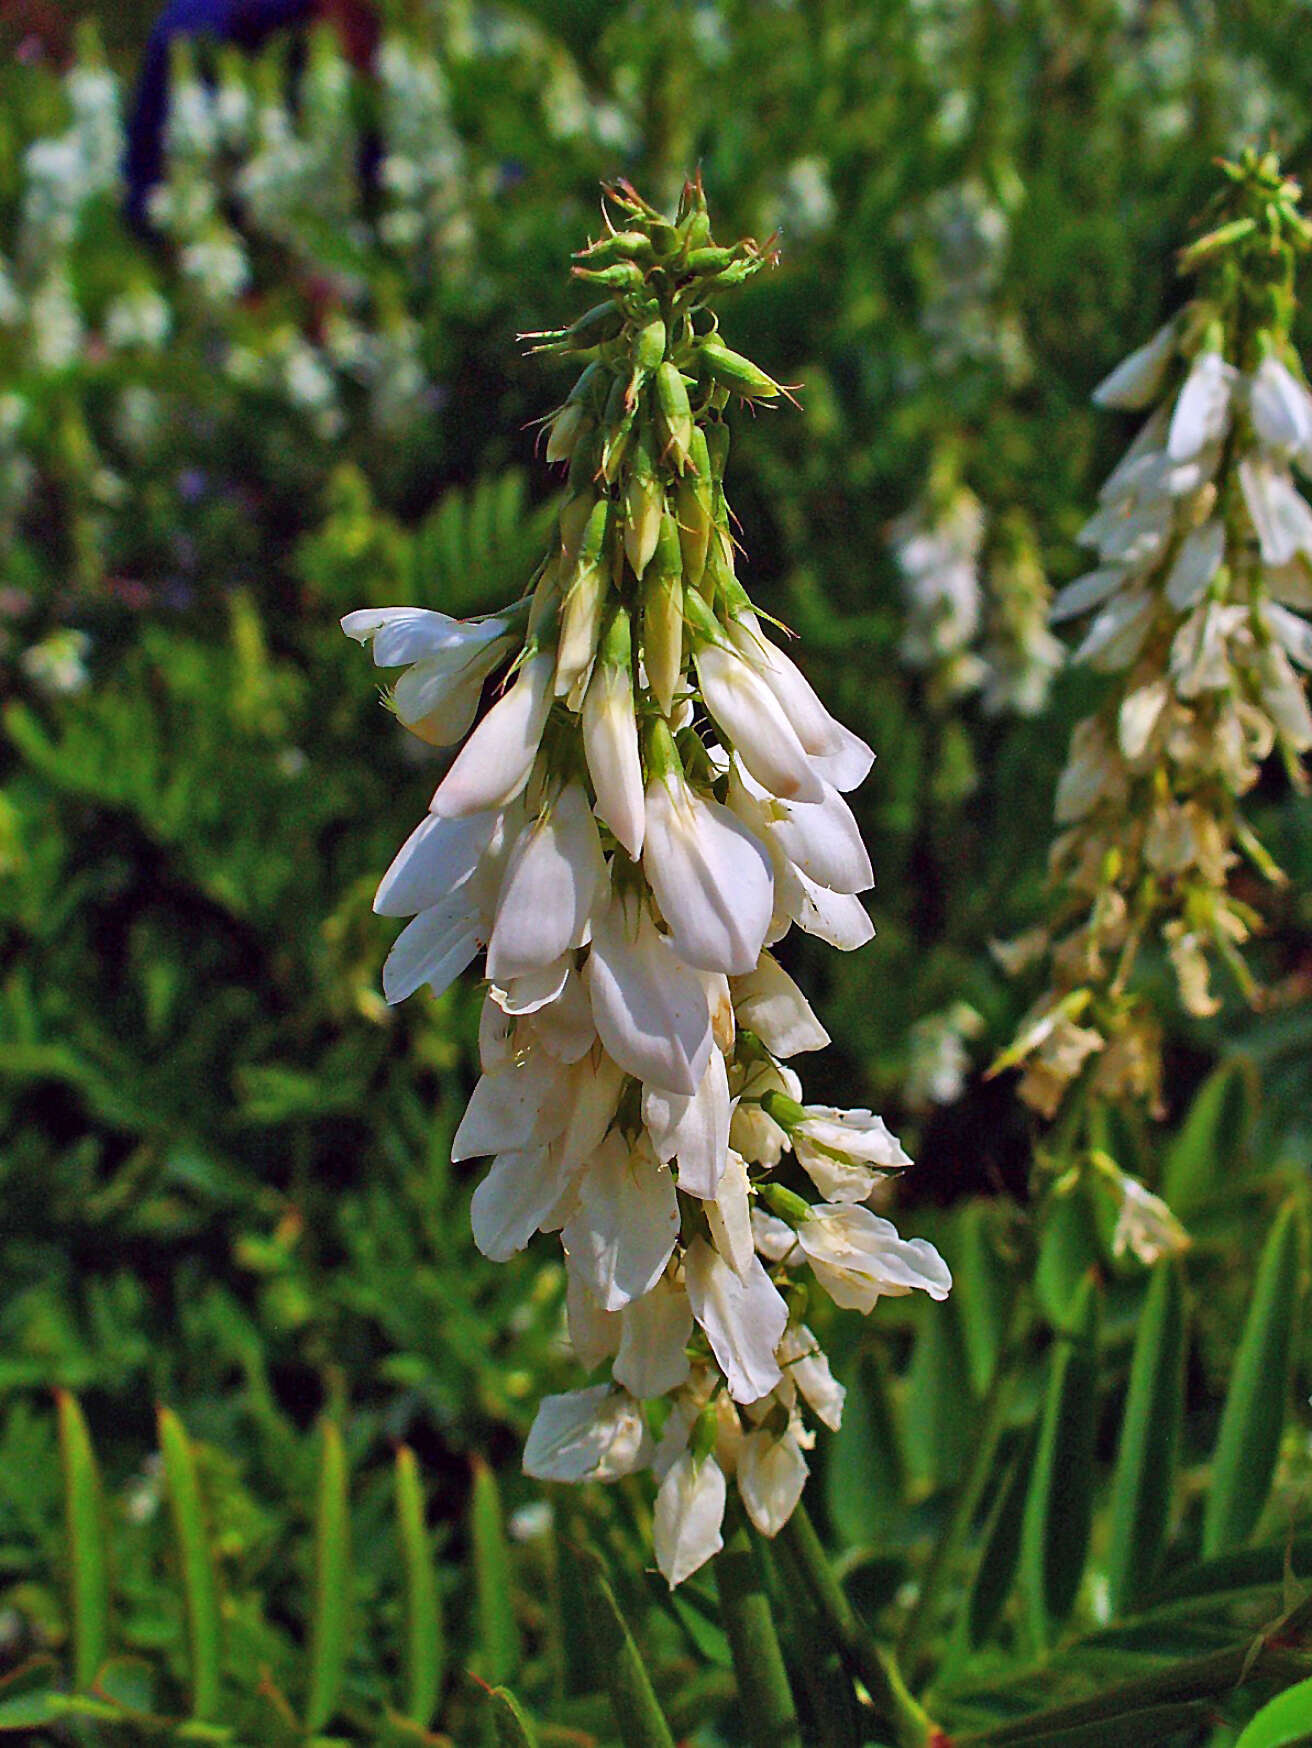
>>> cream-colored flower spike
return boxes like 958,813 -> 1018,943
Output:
999,150 -> 1312,1121
346,176 -> 950,1587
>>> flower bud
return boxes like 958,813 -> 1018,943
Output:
655,360 -> 695,472
697,338 -> 781,400
676,425 -> 713,590
555,498 -> 613,706
643,509 -> 686,715
624,421 -> 663,578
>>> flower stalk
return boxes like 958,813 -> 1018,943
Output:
345,176 -> 952,1589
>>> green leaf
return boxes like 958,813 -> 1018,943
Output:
157,1407 -> 223,1722
1035,1183 -> 1101,1331
1204,1201 -> 1304,1558
1106,1262 -> 1186,1615
954,1200 -> 1015,1396
0,1657 -> 62,1731
1020,1274 -> 1101,1646
964,1426 -> 1035,1649
1151,1538 -> 1312,1606
577,1545 -> 676,1748
1161,1058 -> 1257,1213
904,1296 -> 976,1491
471,1458 -> 518,1686
56,1390 -> 109,1692
394,1445 -> 444,1726
1233,1676 -> 1312,1748
305,1420 -> 352,1733
488,1685 -> 541,1748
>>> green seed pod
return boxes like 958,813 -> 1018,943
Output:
654,361 -> 695,473
676,426 -> 713,589
697,338 -> 781,399
643,509 -> 685,715
624,422 -> 663,579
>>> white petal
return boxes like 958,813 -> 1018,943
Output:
685,1238 -> 787,1404
1250,355 -> 1312,454
1164,521 -> 1225,612
523,1385 -> 651,1482
799,1206 -> 952,1314
728,616 -> 855,760
642,1048 -> 730,1198
374,810 -> 500,917
585,891 -> 713,1095
381,897 -> 482,1003
1048,567 -> 1128,626
769,784 -> 873,894
524,966 -> 596,1061
1092,322 -> 1176,409
654,1451 -> 726,1587
737,1428 -> 808,1537
566,1270 -> 621,1368
614,1275 -> 693,1398
1262,600 -> 1312,670
732,953 -> 829,1057
809,720 -> 875,793
1167,352 -> 1234,461
487,784 -> 605,981
1258,641 -> 1312,748
695,642 -> 825,803
452,1050 -> 572,1161
705,1148 -> 754,1279
342,607 -> 503,666
1070,589 -> 1155,671
643,772 -> 773,974
470,1145 -> 573,1261
562,1133 -> 679,1311
492,957 -> 572,1016
1240,455 -> 1312,567
582,660 -> 646,860
778,864 -> 875,950
393,638 -> 509,747
430,651 -> 554,818
555,1050 -> 626,1174
1118,678 -> 1170,760
778,1324 -> 845,1431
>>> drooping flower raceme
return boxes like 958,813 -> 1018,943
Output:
1000,152 -> 1312,1120
346,179 -> 951,1586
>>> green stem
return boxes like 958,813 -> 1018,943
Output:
716,1507 -> 803,1748
779,1504 -> 938,1748
899,1297 -> 1031,1671
954,1638 -> 1312,1746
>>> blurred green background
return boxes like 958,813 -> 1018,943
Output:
1,2 -> 1310,1743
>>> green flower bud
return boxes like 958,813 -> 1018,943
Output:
643,509 -> 685,715
556,499 -> 613,708
573,229 -> 656,268
655,361 -> 695,473
521,301 -> 623,354
676,427 -> 713,591
624,422 -> 663,579
571,260 -> 647,293
696,338 -> 781,400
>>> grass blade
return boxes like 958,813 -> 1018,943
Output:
488,1684 -> 540,1748
1020,1273 -> 1101,1648
157,1407 -> 223,1722
471,1458 -> 518,1686
964,1427 -> 1034,1649
394,1444 -> 444,1725
715,1514 -> 802,1748
578,1544 -> 675,1748
1204,1201 -> 1304,1558
1106,1262 -> 1186,1615
56,1391 -> 109,1691
305,1419 -> 351,1733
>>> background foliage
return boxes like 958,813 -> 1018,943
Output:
1,1 -> 1310,1743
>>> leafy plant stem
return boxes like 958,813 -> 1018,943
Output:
715,1505 -> 803,1748
899,1296 -> 1029,1671
778,1502 -> 939,1748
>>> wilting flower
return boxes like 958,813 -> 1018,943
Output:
347,180 -> 950,1586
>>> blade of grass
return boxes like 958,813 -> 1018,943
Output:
305,1419 -> 351,1733
471,1458 -> 518,1686
56,1391 -> 109,1692
577,1543 -> 676,1748
395,1445 -> 444,1726
158,1407 -> 223,1722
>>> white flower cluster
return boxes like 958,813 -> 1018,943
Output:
1006,161 -> 1312,1116
346,188 -> 951,1587
376,40 -> 472,263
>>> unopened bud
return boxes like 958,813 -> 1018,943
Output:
559,490 -> 595,567
643,509 -> 685,715
655,361 -> 695,472
556,498 -> 613,707
624,424 -> 663,578
676,430 -> 713,591
697,338 -> 781,400
545,400 -> 589,464
571,260 -> 646,292
573,229 -> 655,268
